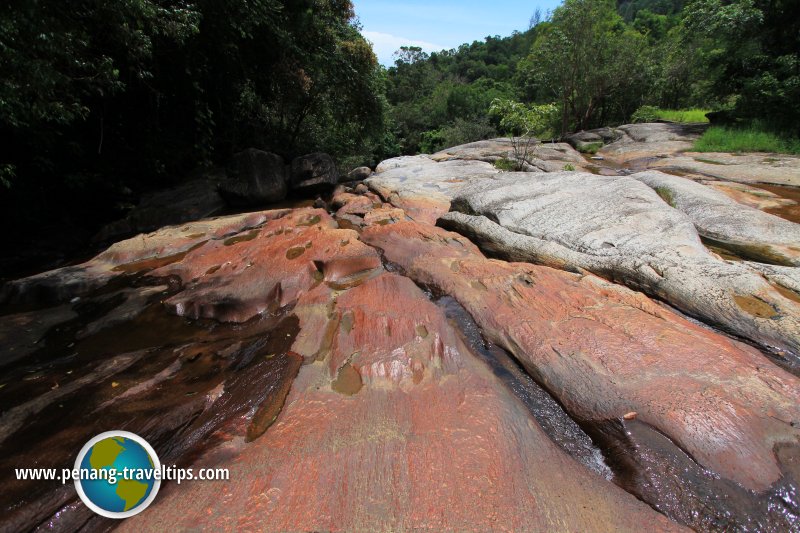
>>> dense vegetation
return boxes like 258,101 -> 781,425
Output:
0,0 -> 386,270
384,0 -> 800,152
1,0 -> 798,273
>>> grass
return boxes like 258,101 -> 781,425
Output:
654,186 -> 676,207
693,126 -> 800,155
654,108 -> 710,123
494,157 -> 518,171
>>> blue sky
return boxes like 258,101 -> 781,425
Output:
353,0 -> 564,66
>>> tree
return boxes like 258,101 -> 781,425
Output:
520,0 -> 651,134
489,98 -> 557,169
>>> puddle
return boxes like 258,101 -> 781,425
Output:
331,362 -> 362,395
0,270 -> 302,531
750,183 -> 800,224
700,236 -> 794,266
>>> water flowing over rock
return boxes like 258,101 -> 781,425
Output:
3,125 -> 800,532
362,219 -> 800,531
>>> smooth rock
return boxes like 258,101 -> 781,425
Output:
634,170 -> 800,266
345,166 -> 371,182
441,171 -> 800,355
367,156 -> 499,223
116,272 -> 684,533
600,122 -> 706,163
363,219 -> 800,531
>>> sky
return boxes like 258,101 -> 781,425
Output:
353,0 -> 564,66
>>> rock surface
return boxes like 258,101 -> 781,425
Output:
219,149 -> 288,206
368,156 -> 499,223
117,273 -> 683,532
344,165 -> 372,182
3,127 -> 800,532
363,218 -> 800,531
599,122 -> 707,163
432,137 -> 587,172
634,170 -> 800,266
441,171 -> 800,356
290,152 -> 338,191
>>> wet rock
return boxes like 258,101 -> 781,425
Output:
634,170 -> 800,266
441,171 -> 800,355
290,152 -> 338,192
219,149 -> 288,206
701,179 -> 797,210
0,305 -> 77,366
116,272 -> 683,532
363,219 -> 800,531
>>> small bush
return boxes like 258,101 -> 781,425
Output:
631,105 -> 660,123
563,163 -> 576,171
694,126 -> 800,154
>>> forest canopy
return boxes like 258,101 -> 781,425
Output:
1,0 -> 798,271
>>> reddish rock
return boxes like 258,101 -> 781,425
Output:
362,219 -> 800,529
117,273 -> 683,532
152,208 -> 383,322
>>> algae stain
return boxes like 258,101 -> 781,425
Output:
772,283 -> 800,305
332,363 -> 362,396
340,311 -> 354,334
654,186 -> 676,207
416,325 -> 429,338
286,246 -> 306,260
734,295 -> 779,319
223,229 -> 260,246
297,214 -> 322,227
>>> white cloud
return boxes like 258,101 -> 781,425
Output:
361,30 -> 447,66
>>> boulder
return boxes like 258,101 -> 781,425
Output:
219,149 -> 288,206
95,178 -> 225,244
440,171 -> 800,356
564,130 -> 605,153
290,152 -> 338,191
367,156 -> 499,223
344,165 -> 371,182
